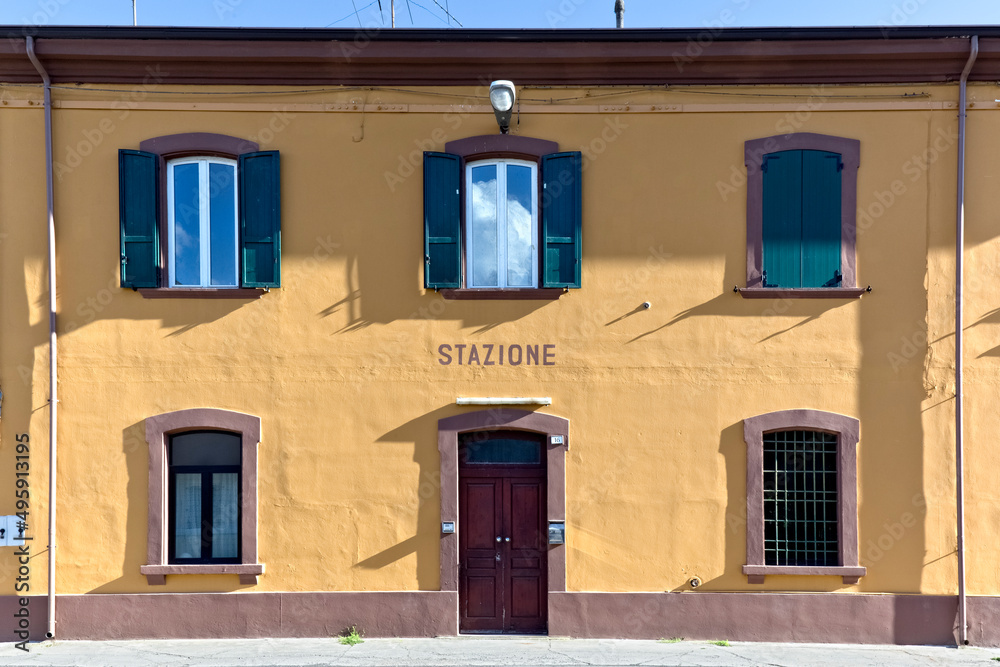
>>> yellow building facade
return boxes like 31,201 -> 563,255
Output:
1,26 -> 999,644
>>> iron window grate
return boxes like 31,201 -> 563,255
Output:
763,430 -> 839,567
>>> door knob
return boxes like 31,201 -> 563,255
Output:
505,537 -> 511,542
496,536 -> 501,542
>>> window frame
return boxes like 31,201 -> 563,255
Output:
119,132 -> 280,299
742,409 -> 866,584
464,158 -> 539,289
166,156 -> 240,289
424,134 -> 581,300
141,408 -> 263,585
741,133 -> 864,299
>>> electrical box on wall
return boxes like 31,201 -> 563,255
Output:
0,516 -> 26,547
548,521 -> 565,545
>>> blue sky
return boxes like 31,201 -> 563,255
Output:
2,0 -> 1000,30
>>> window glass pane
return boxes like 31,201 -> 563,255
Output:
506,164 -> 534,287
461,437 -> 542,464
174,473 -> 202,559
209,162 -> 237,287
762,430 -> 838,567
470,165 -> 498,287
212,472 -> 239,559
172,163 -> 202,286
171,432 -> 241,466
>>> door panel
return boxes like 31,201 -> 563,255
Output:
505,478 -> 547,633
459,449 -> 547,634
459,478 -> 504,631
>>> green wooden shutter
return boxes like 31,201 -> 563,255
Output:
541,152 -> 583,289
239,151 -> 281,288
762,151 -> 803,288
801,150 -> 843,288
118,149 -> 160,288
423,152 -> 462,289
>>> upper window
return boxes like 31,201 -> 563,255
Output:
167,158 -> 239,288
742,133 -> 862,298
119,133 -> 281,295
466,159 -> 538,289
423,135 -> 582,298
141,408 -> 263,585
742,409 -> 866,585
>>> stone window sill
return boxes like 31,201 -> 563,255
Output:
439,288 -> 565,300
737,287 -> 868,299
141,563 -> 264,585
743,564 -> 866,585
137,288 -> 266,299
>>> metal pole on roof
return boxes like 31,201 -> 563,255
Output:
132,0 -> 137,26
615,0 -> 624,28
392,0 -> 395,28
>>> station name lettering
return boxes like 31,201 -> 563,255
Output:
438,344 -> 555,366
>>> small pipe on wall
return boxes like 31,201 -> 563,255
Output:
955,33 -> 978,647
24,35 -> 58,641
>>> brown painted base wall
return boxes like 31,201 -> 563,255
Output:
550,592 -> 969,645
1,592 -> 456,641
7,591 -> 1000,646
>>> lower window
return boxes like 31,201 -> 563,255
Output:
742,409 -> 866,584
169,431 -> 241,564
763,430 -> 838,567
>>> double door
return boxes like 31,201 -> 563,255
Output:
458,434 -> 547,634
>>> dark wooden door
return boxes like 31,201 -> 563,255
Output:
459,432 -> 547,634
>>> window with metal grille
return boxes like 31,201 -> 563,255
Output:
763,430 -> 839,567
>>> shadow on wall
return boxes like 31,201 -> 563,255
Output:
320,252 -> 556,333
629,293 -> 854,345
353,404 -> 457,591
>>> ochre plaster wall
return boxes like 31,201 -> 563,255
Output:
0,82 -> 998,601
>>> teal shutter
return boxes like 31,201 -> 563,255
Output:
801,150 -> 842,287
239,151 -> 281,288
118,149 -> 160,288
423,152 -> 462,289
541,152 -> 583,289
761,151 -> 802,288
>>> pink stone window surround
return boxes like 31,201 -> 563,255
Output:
438,409 -> 569,595
742,409 -> 866,585
141,408 -> 263,585
741,133 -> 864,299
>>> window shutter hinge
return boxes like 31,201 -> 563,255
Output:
761,156 -> 769,174
121,255 -> 127,265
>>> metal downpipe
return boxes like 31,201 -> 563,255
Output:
956,34 -> 978,647
24,35 -> 57,640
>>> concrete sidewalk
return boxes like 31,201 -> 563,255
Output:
0,637 -> 998,666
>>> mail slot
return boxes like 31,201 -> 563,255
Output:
548,521 -> 565,545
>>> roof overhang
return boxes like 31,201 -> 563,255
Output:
0,26 -> 994,86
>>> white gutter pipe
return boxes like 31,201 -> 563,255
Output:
955,34 -> 978,647
24,35 -> 58,641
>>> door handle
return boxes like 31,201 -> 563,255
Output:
496,536 -> 502,542
505,537 -> 510,542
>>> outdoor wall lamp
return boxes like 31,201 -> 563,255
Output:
490,80 -> 516,134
